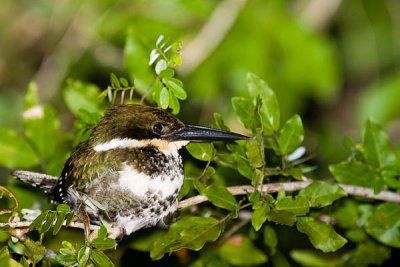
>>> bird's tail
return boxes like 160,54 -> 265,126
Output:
12,170 -> 58,189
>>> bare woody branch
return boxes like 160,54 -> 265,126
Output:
2,180 -> 400,235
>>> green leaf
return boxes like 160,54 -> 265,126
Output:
275,196 -> 309,216
165,78 -> 187,100
350,240 -> 391,267
342,136 -> 354,151
39,211 -> 57,234
178,180 -> 191,200
91,250 -> 114,267
331,200 -> 358,229
119,77 -> 129,87
159,68 -> 174,78
77,246 -> 90,267
168,90 -> 180,115
247,73 -> 280,135
24,82 -> 39,110
53,211 -> 66,235
298,181 -> 347,208
263,225 -> 278,255
266,209 -> 296,226
24,106 -> 61,161
56,254 -> 77,266
192,180 -> 206,195
246,128 -> 264,168
91,226 -> 116,250
290,249 -> 344,267
186,143 -> 214,161
297,217 -> 347,252
151,79 -> 163,105
252,203 -> 270,231
0,128 -> 39,169
57,204 -> 71,212
169,54 -> 182,66
151,217 -> 222,260
155,59 -> 168,75
159,87 -> 169,109
278,114 -> 304,155
63,79 -> 103,115
0,246 -> 23,267
110,73 -> 120,88
283,167 -> 303,180
214,113 -> 230,131
329,161 -> 379,188
363,118 -> 397,169
217,235 -> 267,265
234,153 -> 254,180
206,185 -> 237,211
232,97 -> 259,133
29,210 -> 48,231
23,239 -> 45,264
365,202 -> 400,247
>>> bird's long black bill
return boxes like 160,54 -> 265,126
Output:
166,125 -> 250,142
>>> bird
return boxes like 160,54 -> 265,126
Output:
12,104 -> 249,237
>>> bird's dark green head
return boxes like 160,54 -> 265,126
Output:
90,104 -> 249,151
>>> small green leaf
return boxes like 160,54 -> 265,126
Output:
275,196 -> 309,216
246,129 -> 264,168
214,113 -> 230,131
159,87 -> 169,109
342,136 -> 354,151
119,77 -> 129,87
110,73 -> 120,88
266,209 -> 296,226
252,203 -> 270,231
57,204 -> 71,212
56,254 -> 77,266
298,181 -> 347,208
91,226 -> 116,250
247,73 -> 280,135
350,240 -> 391,267
65,212 -> 75,227
169,54 -> 182,66
168,90 -> 180,115
155,59 -> 168,75
164,78 -> 187,100
331,200 -> 359,229
365,202 -> 400,247
29,211 -> 48,231
278,115 -> 304,155
23,239 -> 45,264
171,41 -> 182,52
192,180 -> 206,195
24,82 -> 39,110
77,246 -> 90,267
290,249 -> 344,267
363,118 -> 397,170
234,153 -> 254,180
206,185 -> 237,211
159,68 -> 174,78
186,143 -> 214,161
91,250 -> 114,267
0,129 -> 39,169
53,211 -> 66,235
151,79 -> 163,105
39,211 -> 57,234
263,225 -> 278,255
297,217 -> 347,252
218,235 -> 267,265
150,217 -> 222,260
329,161 -> 378,188
232,97 -> 259,133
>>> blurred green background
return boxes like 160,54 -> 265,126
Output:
1,0 -> 400,265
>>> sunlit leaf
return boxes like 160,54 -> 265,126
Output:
298,181 -> 347,208
297,217 -> 347,252
275,196 -> 309,216
218,235 -> 267,265
329,161 -> 378,188
278,114 -> 304,155
206,185 -> 237,211
252,203 -> 270,231
186,143 -> 214,161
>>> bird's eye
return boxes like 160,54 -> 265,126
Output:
152,123 -> 164,134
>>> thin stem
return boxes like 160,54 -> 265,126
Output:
0,185 -> 19,216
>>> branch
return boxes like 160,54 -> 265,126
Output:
2,180 -> 400,237
178,180 -> 400,209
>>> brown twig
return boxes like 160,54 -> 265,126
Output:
178,180 -> 400,209
2,180 -> 400,237
0,185 -> 19,216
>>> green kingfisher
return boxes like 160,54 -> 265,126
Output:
13,104 -> 248,236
